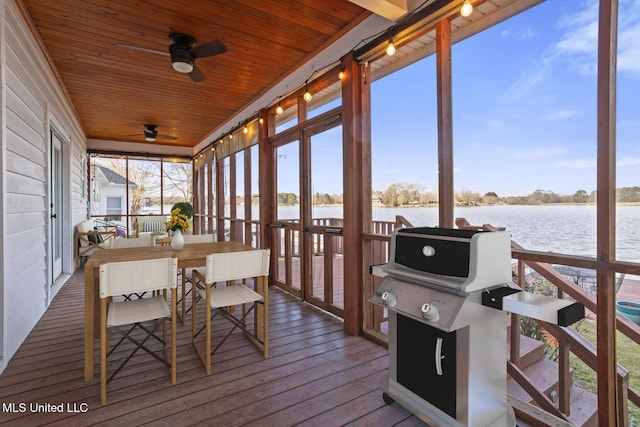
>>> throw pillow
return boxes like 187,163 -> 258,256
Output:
143,221 -> 164,232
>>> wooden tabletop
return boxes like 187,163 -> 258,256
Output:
85,241 -> 254,266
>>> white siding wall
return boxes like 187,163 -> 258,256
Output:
0,1 -> 87,374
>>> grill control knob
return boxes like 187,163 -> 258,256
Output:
381,291 -> 397,307
421,302 -> 440,322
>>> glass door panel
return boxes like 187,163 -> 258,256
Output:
274,141 -> 302,297
308,124 -> 344,315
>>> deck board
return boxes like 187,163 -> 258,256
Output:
0,269 -> 418,426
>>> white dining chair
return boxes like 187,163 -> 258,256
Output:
98,256 -> 178,404
191,249 -> 270,375
177,233 -> 217,324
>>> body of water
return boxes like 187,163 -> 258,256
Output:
302,204 -> 640,263
242,204 -> 638,262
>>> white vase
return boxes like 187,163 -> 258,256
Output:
171,229 -> 184,250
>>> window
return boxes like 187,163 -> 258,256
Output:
106,197 -> 122,220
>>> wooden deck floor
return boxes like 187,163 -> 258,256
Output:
0,270 -> 424,426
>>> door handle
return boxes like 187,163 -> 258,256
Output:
51,213 -> 57,219
435,337 -> 444,376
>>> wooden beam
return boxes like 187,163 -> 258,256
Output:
347,0 -> 408,21
596,0 -> 618,425
436,19 -> 454,228
258,109 -> 274,255
216,157 -> 225,242
340,54 -> 368,335
207,160 -> 213,234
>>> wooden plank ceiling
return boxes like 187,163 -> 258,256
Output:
19,0 -> 369,148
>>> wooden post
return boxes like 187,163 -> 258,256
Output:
216,158 -> 225,242
340,54 -> 370,335
596,0 -> 618,425
206,160 -> 213,234
436,19 -> 454,228
258,109 -> 274,255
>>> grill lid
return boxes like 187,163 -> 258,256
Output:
387,227 -> 512,293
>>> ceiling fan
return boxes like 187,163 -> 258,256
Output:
143,124 -> 177,142
117,33 -> 228,82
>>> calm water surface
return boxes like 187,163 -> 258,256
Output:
303,205 -> 640,263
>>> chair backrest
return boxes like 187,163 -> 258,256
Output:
135,215 -> 168,231
99,257 -> 178,298
204,249 -> 270,284
183,233 -> 216,244
109,234 -> 155,249
77,220 -> 95,248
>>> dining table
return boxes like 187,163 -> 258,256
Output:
83,240 -> 257,380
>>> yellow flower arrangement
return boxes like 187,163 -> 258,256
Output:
166,208 -> 191,232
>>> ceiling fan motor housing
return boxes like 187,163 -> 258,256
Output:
169,33 -> 196,73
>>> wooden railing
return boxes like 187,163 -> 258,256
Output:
363,216 -> 412,344
455,218 -> 640,426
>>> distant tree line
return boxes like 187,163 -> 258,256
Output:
275,185 -> 640,207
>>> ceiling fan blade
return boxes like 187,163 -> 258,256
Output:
190,40 -> 228,58
188,65 -> 206,82
116,43 -> 170,56
157,134 -> 178,140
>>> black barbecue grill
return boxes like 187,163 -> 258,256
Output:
370,227 -> 584,427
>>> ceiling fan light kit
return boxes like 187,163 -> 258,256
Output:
118,32 -> 228,83
142,124 -> 177,142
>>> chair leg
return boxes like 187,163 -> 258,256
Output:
191,278 -> 206,371
180,269 -> 187,325
171,288 -> 177,384
205,285 -> 212,375
100,298 -> 108,405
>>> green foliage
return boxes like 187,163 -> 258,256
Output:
171,202 -> 193,218
277,192 -> 298,205
570,320 -> 640,425
617,186 -> 640,203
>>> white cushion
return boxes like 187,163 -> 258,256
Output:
77,220 -> 95,247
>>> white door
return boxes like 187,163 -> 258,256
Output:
50,131 -> 63,282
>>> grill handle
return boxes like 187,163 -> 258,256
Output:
435,337 -> 444,376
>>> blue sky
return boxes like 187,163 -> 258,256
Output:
368,0 -> 640,197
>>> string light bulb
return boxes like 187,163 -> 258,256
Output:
386,39 -> 396,56
460,1 -> 473,17
303,83 -> 312,102
243,124 -> 249,134
338,68 -> 345,80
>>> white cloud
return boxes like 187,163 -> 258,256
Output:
542,109 -> 580,121
553,0 -> 640,78
556,158 -> 596,169
503,55 -> 551,100
512,146 -> 566,160
618,24 -> 640,76
618,157 -> 640,167
487,119 -> 506,128
516,27 -> 536,40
